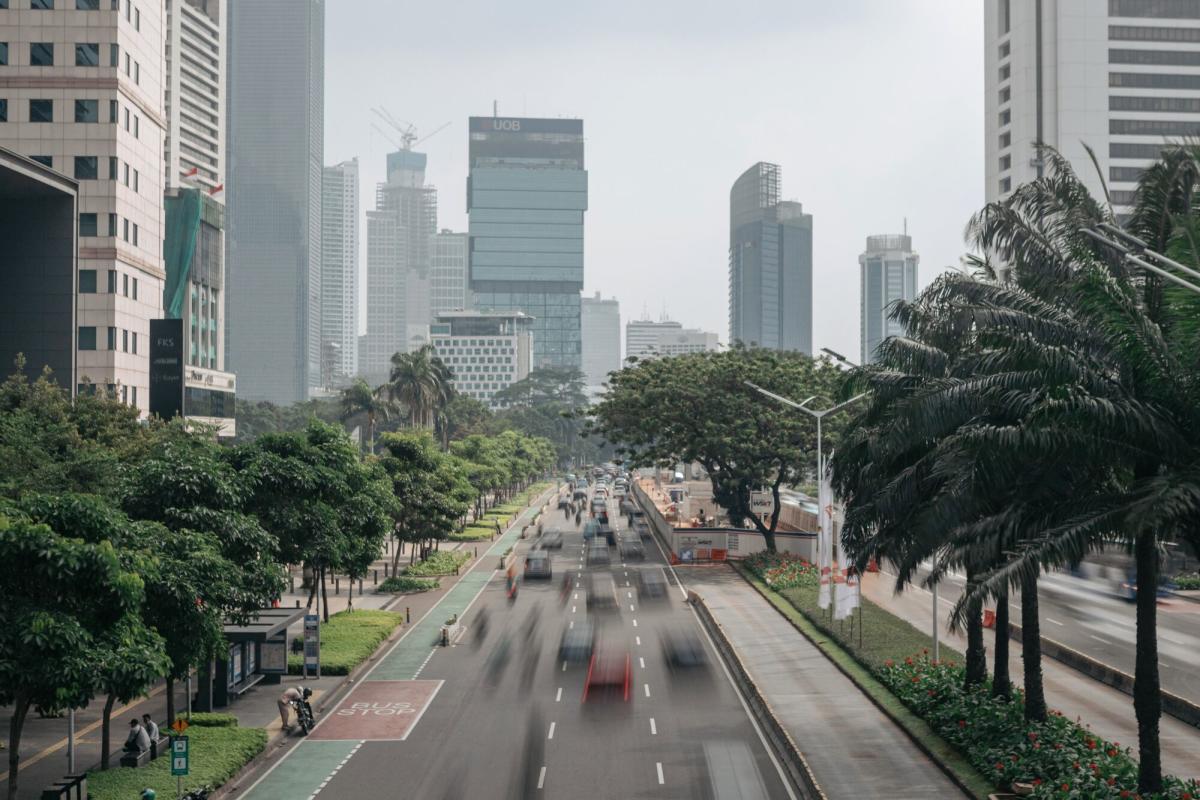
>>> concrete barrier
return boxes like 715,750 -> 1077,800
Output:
688,590 -> 827,800
1008,622 -> 1200,729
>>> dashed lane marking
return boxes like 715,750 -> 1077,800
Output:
644,683 -> 651,698
656,762 -> 665,784
538,766 -> 547,790
632,619 -> 638,627
650,718 -> 657,735
639,657 -> 645,669
547,722 -> 556,740
635,636 -> 641,646
556,688 -> 562,702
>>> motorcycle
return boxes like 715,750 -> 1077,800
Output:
291,694 -> 316,735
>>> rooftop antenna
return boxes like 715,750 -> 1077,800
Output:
493,99 -> 498,118
903,216 -> 908,236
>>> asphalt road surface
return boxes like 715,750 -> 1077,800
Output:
234,491 -> 796,800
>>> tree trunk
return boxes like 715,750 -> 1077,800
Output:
100,693 -> 116,770
991,587 -> 1011,700
1020,571 -> 1047,722
7,696 -> 30,800
305,565 -> 318,611
964,569 -> 987,688
166,675 -> 176,727
1134,532 -> 1163,794
320,566 -> 330,623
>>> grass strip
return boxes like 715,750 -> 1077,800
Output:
377,575 -> 439,593
287,608 -> 403,675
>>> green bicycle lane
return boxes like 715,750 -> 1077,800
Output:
239,488 -> 553,800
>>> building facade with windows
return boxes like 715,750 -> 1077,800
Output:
986,0 -> 1200,215
580,291 -> 619,393
429,310 -> 533,408
431,229 -> 469,316
728,162 -> 812,354
625,317 -> 717,361
321,157 -> 358,386
363,149 -> 437,384
225,0 -> 323,404
0,0 -> 167,410
467,116 -> 587,370
859,234 -> 918,364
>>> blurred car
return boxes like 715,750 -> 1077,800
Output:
524,550 -> 552,580
557,496 -> 571,509
662,630 -> 709,670
586,541 -> 612,568
583,646 -> 631,703
573,489 -> 588,502
538,530 -> 563,549
636,568 -> 668,601
558,619 -> 596,664
585,572 -> 619,612
635,521 -> 651,540
618,536 -> 644,561
599,520 -> 616,546
613,485 -> 627,499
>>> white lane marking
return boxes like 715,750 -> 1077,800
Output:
624,571 -> 628,576
547,722 -> 556,740
632,619 -> 638,627
644,683 -> 651,698
1047,617 -> 1064,626
656,762 -> 664,784
555,687 -> 562,702
561,660 -> 567,672
1090,634 -> 1112,645
650,717 -> 657,735
635,636 -> 641,646
639,656 -> 645,669
627,591 -> 633,598
629,604 -> 636,611
538,766 -> 547,790
412,648 -> 437,679
574,592 -> 579,600
572,605 -> 577,614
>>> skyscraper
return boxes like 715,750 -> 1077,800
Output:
728,162 -> 812,354
322,159 -> 359,386
580,292 -> 620,393
431,230 -> 470,316
226,0 -> 324,404
625,318 -> 718,361
467,116 -> 587,370
859,234 -> 918,364
0,0 -> 168,411
986,1 -> 1200,214
363,149 -> 437,385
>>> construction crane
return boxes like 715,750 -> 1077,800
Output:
370,107 -> 452,151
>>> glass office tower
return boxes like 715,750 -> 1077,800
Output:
467,116 -> 587,370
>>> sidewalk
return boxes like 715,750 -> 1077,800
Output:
0,496 -> 549,800
859,570 -> 1200,780
683,565 -> 966,799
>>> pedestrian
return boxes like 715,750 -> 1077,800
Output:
123,718 -> 150,755
278,685 -> 304,728
141,714 -> 159,743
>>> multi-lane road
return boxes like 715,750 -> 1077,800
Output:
233,490 -> 795,799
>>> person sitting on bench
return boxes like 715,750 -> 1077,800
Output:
123,718 -> 150,756
141,714 -> 160,743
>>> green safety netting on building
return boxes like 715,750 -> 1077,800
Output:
163,188 -> 203,319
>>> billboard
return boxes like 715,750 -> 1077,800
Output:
469,116 -> 583,135
149,318 -> 185,421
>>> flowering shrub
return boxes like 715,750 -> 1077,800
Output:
743,551 -> 818,590
878,654 -> 1199,800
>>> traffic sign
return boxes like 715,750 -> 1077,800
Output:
170,735 -> 189,776
749,491 -> 772,514
170,718 -> 189,735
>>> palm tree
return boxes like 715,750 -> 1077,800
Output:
386,345 -> 453,429
339,379 -> 394,455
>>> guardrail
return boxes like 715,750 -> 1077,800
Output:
688,590 -> 827,800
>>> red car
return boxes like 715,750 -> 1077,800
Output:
582,647 -> 631,703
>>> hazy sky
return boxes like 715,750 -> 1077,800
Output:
325,0 -> 984,362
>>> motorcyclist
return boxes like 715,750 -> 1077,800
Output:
278,686 -> 313,728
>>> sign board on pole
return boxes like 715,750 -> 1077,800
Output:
170,735 -> 189,776
148,319 -> 185,421
749,491 -> 773,514
304,614 -> 320,678
260,639 -> 288,674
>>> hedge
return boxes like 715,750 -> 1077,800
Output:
186,712 -> 238,728
402,550 -> 471,577
739,562 -> 1200,799
377,575 -> 439,593
287,609 -> 403,675
1172,572 -> 1200,590
86,723 -> 266,800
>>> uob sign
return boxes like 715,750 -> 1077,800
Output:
489,119 -> 521,131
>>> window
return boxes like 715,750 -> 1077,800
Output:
0,43 -> 7,66
999,176 -> 1013,194
123,218 -> 129,242
1110,94 -> 1200,112
1111,47 -> 1200,65
107,327 -> 116,349
999,41 -> 1010,59
108,156 -> 117,179
30,43 -> 54,67
79,270 -> 97,293
999,109 -> 1011,126
1000,154 -> 1012,171
74,156 -> 98,180
0,99 -> 6,123
132,277 -> 138,300
29,99 -> 53,122
124,53 -> 130,75
1109,0 -> 1200,18
122,329 -> 128,352
30,155 -> 52,168
107,270 -> 117,293
131,386 -> 136,407
32,0 -> 53,7
132,223 -> 138,246
1112,190 -> 1138,205
79,213 -> 97,236
123,274 -> 129,296
999,63 -> 1010,81
123,107 -> 130,130
134,115 -> 139,137
75,99 -> 98,123
109,99 -> 117,122
107,213 -> 117,236
123,162 -> 129,185
1000,0 -> 1011,34
131,332 -> 137,354
75,43 -> 100,67
1111,165 -> 1145,182
134,6 -> 139,29
78,327 -> 97,351
125,0 -> 131,20
1111,71 -> 1200,89
999,86 -> 1010,104
1111,118 -> 1200,135
999,131 -> 1011,149
1111,24 -> 1200,41
134,62 -> 139,84
110,44 -> 119,68
77,0 -> 100,8
133,168 -> 138,192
